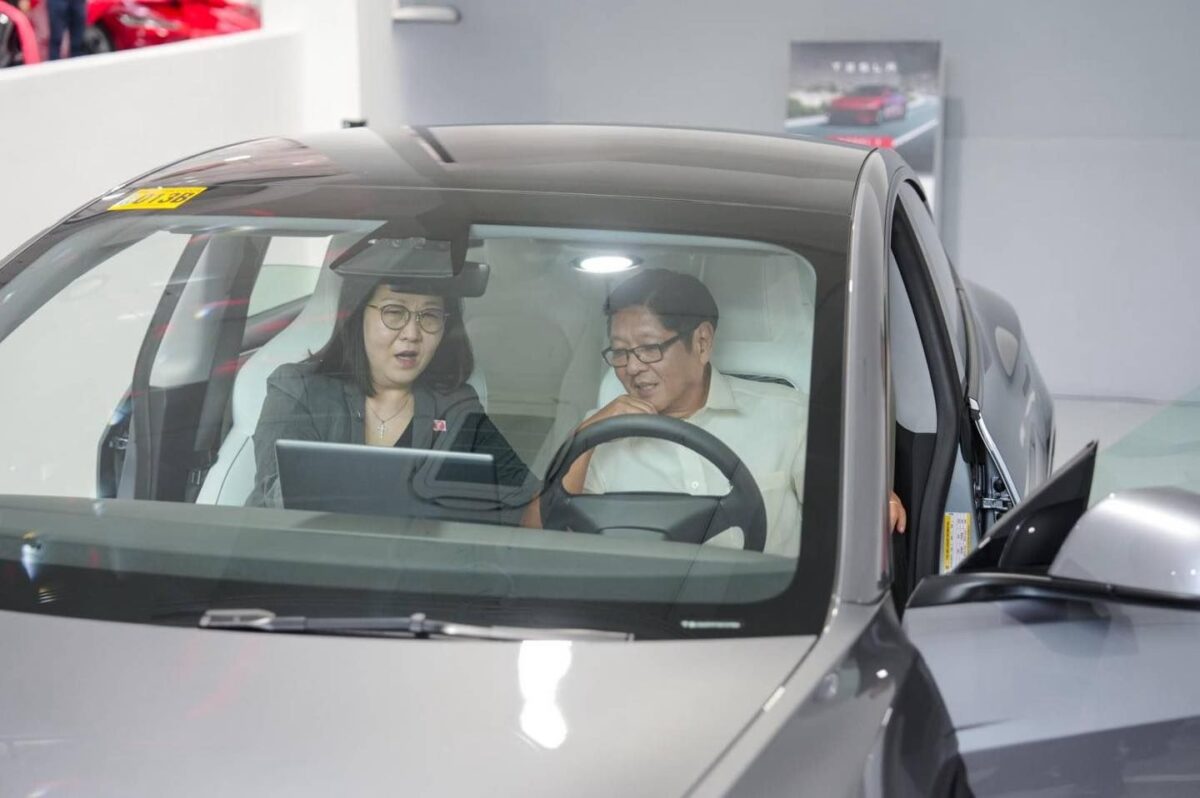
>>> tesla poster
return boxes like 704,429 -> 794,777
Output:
787,41 -> 942,209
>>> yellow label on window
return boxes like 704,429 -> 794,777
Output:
108,187 -> 206,211
941,512 -> 972,573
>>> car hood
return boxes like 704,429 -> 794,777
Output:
0,610 -> 814,797
137,0 -> 260,35
196,6 -> 260,33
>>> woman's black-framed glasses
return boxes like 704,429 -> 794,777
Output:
368,304 -> 450,334
601,334 -> 683,367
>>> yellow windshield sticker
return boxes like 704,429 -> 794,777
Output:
108,187 -> 206,211
941,512 -> 973,573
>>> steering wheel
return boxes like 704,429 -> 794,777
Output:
540,414 -> 768,551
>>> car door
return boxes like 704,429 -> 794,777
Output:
959,275 -> 1056,506
894,182 -> 1054,515
887,177 -> 1029,600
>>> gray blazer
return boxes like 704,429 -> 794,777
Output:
247,362 -> 531,508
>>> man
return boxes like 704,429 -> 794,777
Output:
559,268 -> 904,556
47,0 -> 87,60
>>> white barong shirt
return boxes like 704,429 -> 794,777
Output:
583,369 -> 807,557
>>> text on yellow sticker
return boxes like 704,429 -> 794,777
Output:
109,187 -> 207,211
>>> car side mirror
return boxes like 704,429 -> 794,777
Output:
956,440 -> 1097,573
907,444 -> 1200,612
1049,487 -> 1200,600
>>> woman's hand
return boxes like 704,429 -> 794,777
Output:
889,491 -> 907,534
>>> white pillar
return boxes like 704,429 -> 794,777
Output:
260,0 -> 363,133
356,0 -> 406,131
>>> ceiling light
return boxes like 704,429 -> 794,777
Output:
393,3 -> 460,23
576,255 -> 639,274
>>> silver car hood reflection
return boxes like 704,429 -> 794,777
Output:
0,610 -> 814,797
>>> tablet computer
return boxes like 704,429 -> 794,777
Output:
276,439 -> 505,524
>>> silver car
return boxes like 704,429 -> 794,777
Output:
2,125 -> 1188,797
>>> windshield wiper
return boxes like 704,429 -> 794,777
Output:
199,609 -> 633,641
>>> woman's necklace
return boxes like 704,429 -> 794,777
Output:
367,392 -> 413,441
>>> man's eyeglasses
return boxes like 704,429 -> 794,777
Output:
368,304 -> 450,334
601,334 -> 683,367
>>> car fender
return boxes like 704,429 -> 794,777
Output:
961,281 -> 1055,495
693,600 -> 969,797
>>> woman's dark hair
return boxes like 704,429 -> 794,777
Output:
309,277 -> 474,396
603,268 -> 719,349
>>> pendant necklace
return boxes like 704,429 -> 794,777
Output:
368,393 -> 413,441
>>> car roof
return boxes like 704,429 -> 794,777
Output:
122,124 -> 870,219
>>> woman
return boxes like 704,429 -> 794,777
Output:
246,276 -> 533,513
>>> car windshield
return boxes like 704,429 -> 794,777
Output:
1088,388 -> 1200,504
0,185 -> 846,639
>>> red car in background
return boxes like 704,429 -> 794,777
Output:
1,1 -> 41,65
827,84 -> 908,126
15,0 -> 258,61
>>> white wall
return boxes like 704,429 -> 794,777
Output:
260,0 -> 362,132
5,0 -> 1196,403
357,0 -> 1200,403
0,30 -> 305,258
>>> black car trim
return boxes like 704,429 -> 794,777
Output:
908,570 -> 1200,613
413,126 -> 457,164
890,197 -> 962,597
129,234 -> 209,499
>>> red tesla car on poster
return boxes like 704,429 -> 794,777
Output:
11,0 -> 257,61
827,84 -> 908,126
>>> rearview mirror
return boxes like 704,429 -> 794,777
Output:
330,237 -> 490,297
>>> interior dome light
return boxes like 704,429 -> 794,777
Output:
576,256 -> 639,274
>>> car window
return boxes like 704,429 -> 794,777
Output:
897,182 -> 967,381
0,194 -> 845,639
247,236 -> 331,316
0,230 -> 187,496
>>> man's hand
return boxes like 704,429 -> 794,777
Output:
554,394 -> 658,502
579,394 -> 658,429
889,491 -> 907,534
